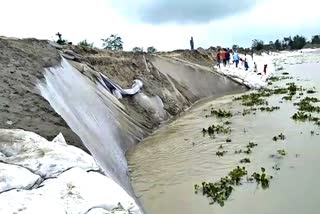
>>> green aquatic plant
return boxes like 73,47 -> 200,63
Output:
235,149 -> 243,154
307,89 -> 317,94
210,109 -> 233,118
203,124 -> 232,136
282,95 -> 293,101
268,76 -> 281,82
292,111 -> 320,127
194,184 -> 200,194
216,151 -> 228,157
277,149 -> 286,156
249,168 -> 273,189
228,166 -> 248,185
247,142 -> 258,149
226,138 -> 232,143
224,121 -> 232,125
195,166 -> 248,206
234,93 -> 267,107
243,148 -> 252,154
240,158 -> 251,163
258,88 -> 273,97
273,88 -> 288,95
302,97 -> 319,103
260,106 -> 280,112
235,144 -> 255,155
272,133 -> 286,141
195,165 -> 275,206
272,164 -> 280,171
287,82 -> 298,94
282,72 -> 289,75
292,111 -> 312,122
295,97 -> 320,113
242,109 -> 254,116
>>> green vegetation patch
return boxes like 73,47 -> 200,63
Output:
249,168 -> 273,189
234,93 -> 267,107
202,124 -> 232,136
277,149 -> 286,156
210,109 -> 233,118
272,133 -> 286,141
294,97 -> 320,113
247,142 -> 258,149
226,138 -> 232,143
195,167 -> 273,206
260,106 -> 280,112
194,166 -> 248,206
292,112 -> 320,126
307,89 -> 317,94
240,158 -> 251,163
216,151 -> 228,157
224,121 -> 232,125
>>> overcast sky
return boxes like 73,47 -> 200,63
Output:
1,0 -> 319,50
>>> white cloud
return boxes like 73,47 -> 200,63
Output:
112,0 -> 260,24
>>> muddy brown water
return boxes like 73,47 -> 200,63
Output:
128,54 -> 320,214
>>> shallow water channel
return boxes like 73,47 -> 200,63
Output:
128,53 -> 320,214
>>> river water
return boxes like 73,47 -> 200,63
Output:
128,51 -> 320,214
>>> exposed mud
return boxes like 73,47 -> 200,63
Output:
0,37 -> 85,150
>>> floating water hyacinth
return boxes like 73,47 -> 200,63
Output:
195,166 -> 274,206
202,124 -> 232,135
240,158 -> 251,163
216,151 -> 228,157
249,168 -> 273,190
210,109 -> 233,118
277,149 -> 286,156
272,133 -> 286,142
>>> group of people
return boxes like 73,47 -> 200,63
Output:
188,38 -> 268,75
215,49 -> 249,71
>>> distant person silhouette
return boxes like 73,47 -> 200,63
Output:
190,37 -> 194,50
216,49 -> 221,68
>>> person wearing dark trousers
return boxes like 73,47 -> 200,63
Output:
226,48 -> 230,66
190,37 -> 194,50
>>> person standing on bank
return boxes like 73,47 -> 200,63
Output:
216,49 -> 221,68
233,50 -> 240,68
226,48 -> 230,66
221,49 -> 227,67
244,54 -> 249,71
190,37 -> 194,50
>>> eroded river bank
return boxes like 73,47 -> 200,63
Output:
128,52 -> 320,214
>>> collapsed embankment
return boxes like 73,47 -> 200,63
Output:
0,37 -> 247,213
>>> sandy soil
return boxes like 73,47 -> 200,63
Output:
0,37 -> 85,151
